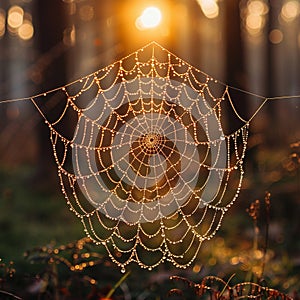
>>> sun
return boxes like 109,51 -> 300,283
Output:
135,6 -> 162,30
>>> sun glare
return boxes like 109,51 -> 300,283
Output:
136,6 -> 162,30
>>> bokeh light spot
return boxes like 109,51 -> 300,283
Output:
8,6 -> 24,29
197,0 -> 219,19
136,6 -> 162,30
281,0 -> 300,22
246,14 -> 264,36
248,0 -> 269,15
0,9 -> 5,38
18,20 -> 34,40
269,29 -> 283,44
192,264 -> 202,273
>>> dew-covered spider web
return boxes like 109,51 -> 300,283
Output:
2,41 -> 299,272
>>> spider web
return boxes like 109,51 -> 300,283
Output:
28,42 -> 255,272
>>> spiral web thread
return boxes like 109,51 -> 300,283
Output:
30,41 -> 253,272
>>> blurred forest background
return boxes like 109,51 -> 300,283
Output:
0,0 -> 299,298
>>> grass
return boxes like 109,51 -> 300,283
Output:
0,166 -> 83,263
0,141 -> 299,299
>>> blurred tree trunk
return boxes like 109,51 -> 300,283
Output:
34,0 -> 68,186
265,0 -> 294,146
225,0 -> 245,86
265,0 -> 277,146
224,0 -> 247,132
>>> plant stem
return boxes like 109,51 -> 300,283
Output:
0,290 -> 22,300
260,192 -> 271,279
218,273 -> 235,299
105,271 -> 131,299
